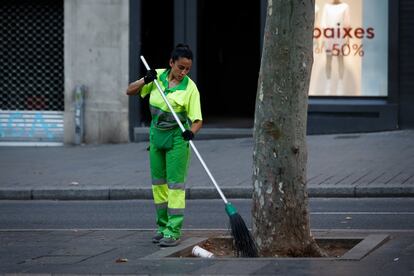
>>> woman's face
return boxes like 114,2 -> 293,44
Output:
169,57 -> 192,81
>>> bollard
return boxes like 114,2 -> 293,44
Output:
74,85 -> 85,145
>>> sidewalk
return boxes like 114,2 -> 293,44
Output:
0,130 -> 414,200
0,229 -> 413,275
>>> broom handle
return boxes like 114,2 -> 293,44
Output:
140,55 -> 229,205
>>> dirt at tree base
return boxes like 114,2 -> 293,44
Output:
193,237 -> 357,258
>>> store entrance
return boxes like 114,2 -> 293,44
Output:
197,1 -> 261,128
140,0 -> 174,126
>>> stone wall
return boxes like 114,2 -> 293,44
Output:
64,0 -> 129,144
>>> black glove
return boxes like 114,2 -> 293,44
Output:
144,69 -> 157,84
182,130 -> 194,141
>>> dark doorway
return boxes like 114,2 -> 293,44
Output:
140,0 -> 174,126
197,1 -> 261,128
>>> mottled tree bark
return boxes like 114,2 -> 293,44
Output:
252,0 -> 324,257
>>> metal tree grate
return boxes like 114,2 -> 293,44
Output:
0,0 -> 63,111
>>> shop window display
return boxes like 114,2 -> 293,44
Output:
310,0 -> 388,97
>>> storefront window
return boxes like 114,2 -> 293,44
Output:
310,0 -> 388,97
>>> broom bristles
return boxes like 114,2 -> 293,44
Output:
229,213 -> 258,257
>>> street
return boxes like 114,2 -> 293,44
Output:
1,198 -> 414,275
1,198 -> 413,230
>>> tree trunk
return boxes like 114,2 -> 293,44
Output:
252,0 -> 324,257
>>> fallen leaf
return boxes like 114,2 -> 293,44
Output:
116,258 -> 128,263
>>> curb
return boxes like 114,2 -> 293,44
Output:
1,186 -> 414,200
134,127 -> 253,141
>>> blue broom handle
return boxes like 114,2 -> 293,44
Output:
140,55 -> 229,205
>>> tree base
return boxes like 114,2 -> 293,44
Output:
261,239 -> 327,258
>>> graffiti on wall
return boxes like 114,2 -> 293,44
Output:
0,111 -> 63,140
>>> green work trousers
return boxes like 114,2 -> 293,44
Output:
149,126 -> 190,239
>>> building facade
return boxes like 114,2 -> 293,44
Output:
0,0 -> 412,144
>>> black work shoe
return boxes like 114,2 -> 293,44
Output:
159,237 -> 181,247
152,233 -> 164,243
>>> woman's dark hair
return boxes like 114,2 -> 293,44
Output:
170,43 -> 193,61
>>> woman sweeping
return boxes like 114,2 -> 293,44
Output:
126,44 -> 203,247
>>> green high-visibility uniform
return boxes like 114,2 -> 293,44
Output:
140,69 -> 202,239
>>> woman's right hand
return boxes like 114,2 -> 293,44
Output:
144,69 -> 157,84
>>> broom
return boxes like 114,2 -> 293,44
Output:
140,55 -> 258,257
